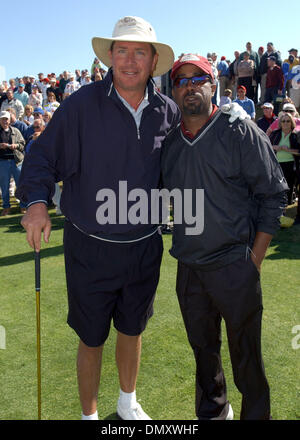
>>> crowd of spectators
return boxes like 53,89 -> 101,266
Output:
0,45 -> 300,224
208,43 -> 300,226
207,43 -> 300,113
0,58 -> 107,215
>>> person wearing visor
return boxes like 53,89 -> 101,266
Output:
161,53 -> 288,420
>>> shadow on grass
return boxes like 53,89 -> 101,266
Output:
103,412 -> 119,420
266,224 -> 300,261
0,211 -> 65,266
0,245 -> 64,267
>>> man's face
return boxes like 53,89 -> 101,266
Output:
38,74 -> 44,81
171,64 -> 216,116
267,44 -> 273,52
109,41 -> 158,94
246,42 -> 252,51
33,112 -> 43,120
0,117 -> 10,130
6,89 -> 13,100
33,121 -> 43,132
7,111 -> 16,123
263,107 -> 273,118
237,88 -> 246,100
267,59 -> 275,68
234,51 -> 240,59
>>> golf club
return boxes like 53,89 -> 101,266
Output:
35,250 -> 41,420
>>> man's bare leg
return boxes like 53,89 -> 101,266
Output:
115,331 -> 150,419
77,339 -> 104,417
116,331 -> 142,392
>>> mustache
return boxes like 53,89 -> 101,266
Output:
184,90 -> 202,98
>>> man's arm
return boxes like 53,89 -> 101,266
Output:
250,231 -> 273,272
17,96 -> 80,250
239,123 -> 288,263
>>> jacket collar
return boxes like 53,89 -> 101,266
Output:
103,68 -> 166,108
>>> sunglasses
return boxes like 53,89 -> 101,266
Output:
173,75 -> 211,88
281,120 -> 291,123
284,110 -> 295,113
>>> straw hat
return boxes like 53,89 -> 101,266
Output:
92,16 -> 174,77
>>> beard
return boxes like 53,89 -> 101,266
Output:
182,101 -> 203,115
182,91 -> 204,116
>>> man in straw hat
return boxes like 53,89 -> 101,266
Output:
161,53 -> 288,420
17,16 -> 180,420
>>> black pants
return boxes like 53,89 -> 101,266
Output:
176,256 -> 270,420
238,77 -> 254,100
279,161 -> 296,205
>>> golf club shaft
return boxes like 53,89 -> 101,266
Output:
35,251 -> 41,420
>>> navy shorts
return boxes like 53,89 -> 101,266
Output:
63,221 -> 163,347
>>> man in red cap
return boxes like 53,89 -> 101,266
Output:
233,85 -> 256,120
161,53 -> 288,420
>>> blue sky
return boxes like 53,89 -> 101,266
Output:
1,0 -> 299,81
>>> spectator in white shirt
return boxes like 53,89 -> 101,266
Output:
40,78 -> 50,104
63,73 -> 80,99
28,84 -> 43,108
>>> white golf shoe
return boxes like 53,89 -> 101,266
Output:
226,404 -> 234,420
117,400 -> 151,420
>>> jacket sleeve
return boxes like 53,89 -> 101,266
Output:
16,97 -> 80,207
12,128 -> 25,152
16,100 -> 24,118
238,121 -> 288,235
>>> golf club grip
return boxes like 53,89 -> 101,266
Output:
35,251 -> 40,291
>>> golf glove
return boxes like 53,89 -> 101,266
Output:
221,103 -> 251,123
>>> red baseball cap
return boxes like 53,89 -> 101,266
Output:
237,85 -> 246,92
171,53 -> 214,80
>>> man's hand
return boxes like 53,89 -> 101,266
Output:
21,203 -> 52,252
221,103 -> 251,123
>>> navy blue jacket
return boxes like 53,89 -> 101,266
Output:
16,69 -> 180,240
161,110 -> 288,269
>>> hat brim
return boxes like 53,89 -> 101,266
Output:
92,36 -> 174,77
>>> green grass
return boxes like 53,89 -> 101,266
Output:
0,202 -> 299,420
